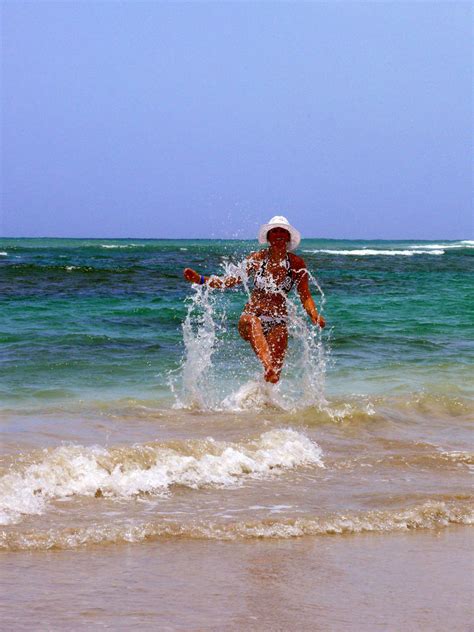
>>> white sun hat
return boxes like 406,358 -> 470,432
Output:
258,215 -> 301,251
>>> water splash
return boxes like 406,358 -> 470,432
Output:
175,283 -> 222,409
173,257 -> 329,411
282,269 -> 329,410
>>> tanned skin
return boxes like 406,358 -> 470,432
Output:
183,227 -> 325,383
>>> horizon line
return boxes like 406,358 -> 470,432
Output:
1,235 -> 472,242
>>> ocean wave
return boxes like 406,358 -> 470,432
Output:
303,249 -> 445,256
439,450 -> 474,470
2,391 -> 473,424
100,244 -> 145,249
333,450 -> 474,472
0,252 -> 7,256
2,500 -> 472,550
273,392 -> 474,427
0,429 -> 323,526
408,241 -> 474,250
5,262 -> 128,274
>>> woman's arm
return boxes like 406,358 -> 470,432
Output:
183,267 -> 241,289
183,252 -> 261,289
291,255 -> 326,328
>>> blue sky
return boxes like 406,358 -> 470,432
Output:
1,1 -> 472,239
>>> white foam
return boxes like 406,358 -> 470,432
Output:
303,249 -> 445,256
222,380 -> 287,411
408,243 -> 447,249
0,429 -> 323,525
0,252 -> 7,256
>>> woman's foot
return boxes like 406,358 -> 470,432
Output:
264,365 -> 279,384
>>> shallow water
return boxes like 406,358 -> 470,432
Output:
1,395 -> 473,551
2,528 -> 473,630
1,238 -> 473,627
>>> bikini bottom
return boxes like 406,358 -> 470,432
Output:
258,314 -> 288,336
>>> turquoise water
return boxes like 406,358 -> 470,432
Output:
1,237 -> 473,410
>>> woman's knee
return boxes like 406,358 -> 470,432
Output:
238,313 -> 257,339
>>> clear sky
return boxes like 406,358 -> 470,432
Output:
1,1 -> 472,240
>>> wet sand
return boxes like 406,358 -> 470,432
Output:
2,526 -> 473,631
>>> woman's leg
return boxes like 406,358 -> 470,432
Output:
238,314 -> 279,383
265,324 -> 288,381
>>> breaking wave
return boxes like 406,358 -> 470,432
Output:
100,244 -> 146,249
303,240 -> 473,257
303,249 -> 445,256
0,429 -> 323,526
2,500 -> 472,551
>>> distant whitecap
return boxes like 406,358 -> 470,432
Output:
303,249 -> 445,256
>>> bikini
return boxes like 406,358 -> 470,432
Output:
252,254 -> 294,333
254,254 -> 294,294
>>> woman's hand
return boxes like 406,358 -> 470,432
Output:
311,313 -> 326,328
183,268 -> 201,283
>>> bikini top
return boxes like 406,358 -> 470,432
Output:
253,254 -> 294,294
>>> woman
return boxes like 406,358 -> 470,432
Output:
183,216 -> 325,384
